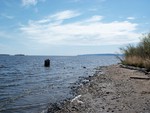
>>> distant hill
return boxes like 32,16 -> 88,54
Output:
14,54 -> 25,56
0,54 -> 10,56
78,54 -> 123,56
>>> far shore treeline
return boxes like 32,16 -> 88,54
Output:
120,33 -> 150,71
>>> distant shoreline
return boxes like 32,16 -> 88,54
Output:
0,54 -> 25,56
77,53 -> 123,56
0,54 -> 10,56
14,54 -> 25,56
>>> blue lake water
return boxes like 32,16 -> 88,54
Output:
0,55 -> 119,113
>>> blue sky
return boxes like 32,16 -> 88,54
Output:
0,0 -> 150,55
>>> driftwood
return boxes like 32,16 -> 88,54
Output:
130,77 -> 150,80
120,64 -> 149,75
71,95 -> 83,104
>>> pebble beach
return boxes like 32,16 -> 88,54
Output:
48,64 -> 150,113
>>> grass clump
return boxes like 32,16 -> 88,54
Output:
120,33 -> 150,71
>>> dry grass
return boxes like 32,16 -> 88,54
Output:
122,56 -> 143,67
122,56 -> 150,70
143,59 -> 150,70
120,33 -> 150,71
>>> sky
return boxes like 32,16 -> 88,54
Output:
0,0 -> 150,55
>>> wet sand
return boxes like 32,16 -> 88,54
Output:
48,64 -> 150,113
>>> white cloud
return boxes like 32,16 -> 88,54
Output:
50,10 -> 81,20
0,13 -> 14,19
22,0 -> 39,6
127,17 -> 135,20
20,10 -> 140,46
28,10 -> 81,24
85,15 -> 103,22
22,0 -> 45,6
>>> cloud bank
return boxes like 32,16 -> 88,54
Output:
20,10 -> 140,46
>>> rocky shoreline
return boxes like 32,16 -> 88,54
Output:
47,64 -> 150,113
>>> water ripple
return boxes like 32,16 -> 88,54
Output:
0,56 -> 119,113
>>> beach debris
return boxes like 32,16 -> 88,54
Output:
130,76 -> 150,80
44,59 -> 50,67
71,95 -> 84,104
141,91 -> 150,94
120,64 -> 149,74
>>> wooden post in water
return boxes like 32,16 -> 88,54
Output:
44,59 -> 50,67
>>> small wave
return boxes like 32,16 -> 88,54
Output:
0,102 -> 48,113
0,56 -> 118,113
0,89 -> 34,109
0,83 -> 20,89
0,65 -> 7,68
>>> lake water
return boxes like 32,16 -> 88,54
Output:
0,55 -> 119,113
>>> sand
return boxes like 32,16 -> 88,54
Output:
48,64 -> 150,113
